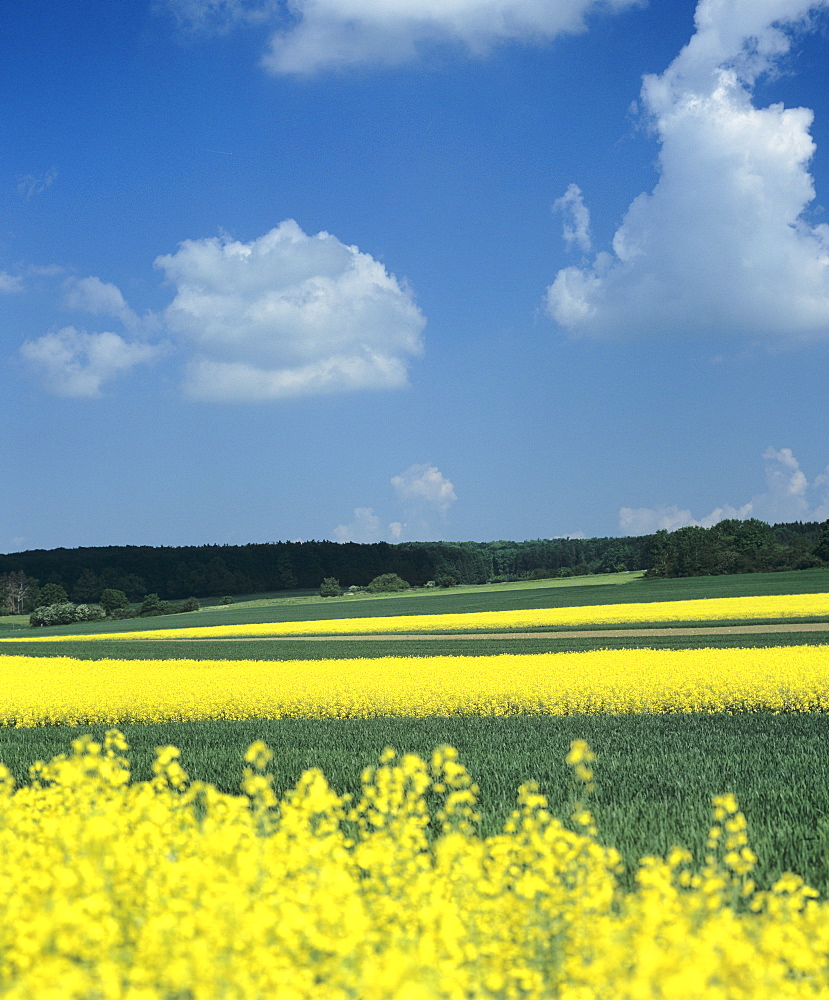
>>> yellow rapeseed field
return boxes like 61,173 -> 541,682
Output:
2,645 -> 829,724
5,591 -> 828,641
0,731 -> 826,999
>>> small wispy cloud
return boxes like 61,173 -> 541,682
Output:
160,0 -> 278,33
63,276 -> 142,327
553,183 -> 592,253
16,168 -> 58,200
0,272 -> 24,293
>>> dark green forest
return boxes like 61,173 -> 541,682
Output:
1,517 -> 828,610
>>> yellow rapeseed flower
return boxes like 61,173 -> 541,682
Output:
1,645 -> 829,723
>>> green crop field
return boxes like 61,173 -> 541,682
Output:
1,712 -> 828,894
2,628 -> 828,661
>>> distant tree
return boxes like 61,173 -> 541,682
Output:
220,595 -> 234,605
0,571 -> 37,614
71,569 -> 101,604
118,574 -> 147,601
366,573 -> 410,593
35,582 -> 68,608
712,518 -> 774,554
100,588 -> 129,615
138,593 -> 164,617
645,530 -> 670,578
319,577 -> 342,597
277,552 -> 298,590
174,597 -> 200,613
205,557 -> 236,596
816,520 -> 829,564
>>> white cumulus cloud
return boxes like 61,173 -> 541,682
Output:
20,327 -> 162,398
391,463 -> 457,515
546,0 -> 829,342
261,0 -> 641,75
619,446 -> 829,535
155,220 -> 425,402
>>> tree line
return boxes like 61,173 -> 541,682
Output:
0,518 -> 827,614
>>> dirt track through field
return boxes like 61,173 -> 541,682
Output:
181,623 -> 829,641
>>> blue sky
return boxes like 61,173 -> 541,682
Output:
3,0 -> 829,552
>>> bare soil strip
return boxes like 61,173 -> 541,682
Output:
164,623 -> 829,641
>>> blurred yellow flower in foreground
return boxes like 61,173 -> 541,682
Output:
0,733 -> 825,999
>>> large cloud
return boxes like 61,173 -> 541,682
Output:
155,220 -> 425,402
260,0 -> 641,75
619,446 -> 829,534
546,0 -> 829,342
20,327 -> 162,398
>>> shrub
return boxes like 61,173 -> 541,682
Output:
523,568 -> 554,581
74,604 -> 105,622
29,602 -> 104,627
220,596 -> 234,605
29,602 -> 80,627
435,573 -> 458,588
176,597 -> 200,613
366,573 -> 410,593
105,607 -> 136,621
319,577 -> 343,598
